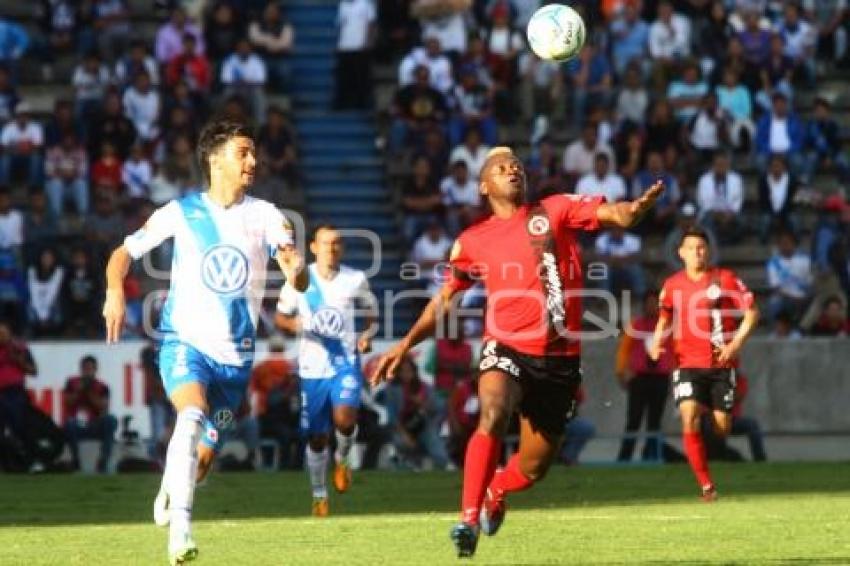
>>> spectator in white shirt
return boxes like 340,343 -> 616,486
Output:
563,122 -> 616,181
449,128 -> 490,183
0,187 -> 23,261
414,1 -> 468,57
595,226 -> 646,299
45,133 -> 89,216
766,230 -> 812,324
398,37 -> 454,96
122,143 -> 152,199
0,103 -> 44,186
122,71 -> 160,143
696,152 -> 744,244
335,0 -> 376,109
72,52 -> 111,122
648,0 -> 692,91
410,221 -> 453,295
440,160 -> 480,236
777,3 -> 816,85
114,40 -> 160,91
221,38 -> 268,124
27,247 -> 65,337
615,64 -> 649,128
576,153 -> 627,203
688,93 -> 730,165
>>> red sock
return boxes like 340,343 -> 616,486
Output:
488,453 -> 533,500
683,431 -> 712,488
460,432 -> 502,525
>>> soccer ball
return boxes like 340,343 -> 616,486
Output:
526,4 -> 586,62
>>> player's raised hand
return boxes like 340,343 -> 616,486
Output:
277,245 -> 308,291
103,288 -> 126,344
369,343 -> 408,385
631,179 -> 665,218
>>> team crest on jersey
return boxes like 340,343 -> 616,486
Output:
201,244 -> 250,294
212,409 -> 235,430
527,215 -> 549,236
706,284 -> 721,301
309,307 -> 345,338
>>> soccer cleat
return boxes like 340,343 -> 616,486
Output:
449,522 -> 480,558
154,487 -> 170,527
168,531 -> 198,565
701,484 -> 718,503
479,489 -> 506,536
312,497 -> 329,517
333,461 -> 352,493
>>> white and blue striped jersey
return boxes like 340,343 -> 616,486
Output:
124,191 -> 293,365
277,263 -> 375,379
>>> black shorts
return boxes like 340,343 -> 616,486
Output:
672,368 -> 736,413
478,340 -> 582,437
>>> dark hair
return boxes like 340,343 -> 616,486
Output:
81,355 -> 97,367
312,223 -> 338,241
679,226 -> 710,247
196,117 -> 254,185
594,152 -> 610,164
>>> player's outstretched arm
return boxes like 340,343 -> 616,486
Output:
597,179 -> 665,228
103,245 -> 132,344
370,284 -> 460,385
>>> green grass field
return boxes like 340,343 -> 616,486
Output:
1,462 -> 849,565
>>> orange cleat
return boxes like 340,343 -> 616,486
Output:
333,461 -> 352,493
312,497 -> 329,517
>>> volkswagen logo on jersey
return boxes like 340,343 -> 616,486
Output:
212,408 -> 235,430
527,215 -> 550,236
309,307 -> 345,339
201,244 -> 250,294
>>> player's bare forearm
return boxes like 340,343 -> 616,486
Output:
649,313 -> 671,361
597,179 -> 664,228
731,306 -> 759,350
399,285 -> 457,351
105,246 -> 132,292
274,312 -> 301,335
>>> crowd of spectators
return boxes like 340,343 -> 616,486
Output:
382,0 -> 850,334
0,2 -> 300,339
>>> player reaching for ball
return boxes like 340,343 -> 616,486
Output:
371,147 -> 664,558
649,227 -> 759,501
102,117 -> 307,565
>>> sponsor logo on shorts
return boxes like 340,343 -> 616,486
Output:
479,354 -> 521,377
212,409 -> 234,430
206,428 -> 219,444
340,390 -> 354,400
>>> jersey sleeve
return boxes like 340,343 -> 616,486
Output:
355,271 -> 378,314
546,194 -> 605,232
445,237 -> 477,293
276,282 -> 299,316
721,269 -> 755,311
123,201 -> 180,260
262,203 -> 294,251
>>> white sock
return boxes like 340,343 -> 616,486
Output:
306,446 -> 329,499
165,406 -> 204,535
335,426 -> 358,464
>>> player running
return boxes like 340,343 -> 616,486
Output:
102,118 -> 307,565
371,147 -> 664,558
649,227 -> 758,501
275,225 -> 377,516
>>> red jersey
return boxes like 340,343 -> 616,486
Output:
446,194 -> 604,357
659,267 -> 754,369
63,376 -> 111,420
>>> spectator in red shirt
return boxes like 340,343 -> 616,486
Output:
650,226 -> 759,501
372,146 -> 663,556
0,321 -> 37,450
62,355 -> 118,473
615,291 -> 676,462
447,372 -> 478,466
165,34 -> 211,95
809,296 -> 850,336
91,141 -> 123,195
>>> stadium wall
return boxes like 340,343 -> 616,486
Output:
24,338 -> 850,461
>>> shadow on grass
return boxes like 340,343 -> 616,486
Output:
0,462 -> 848,527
